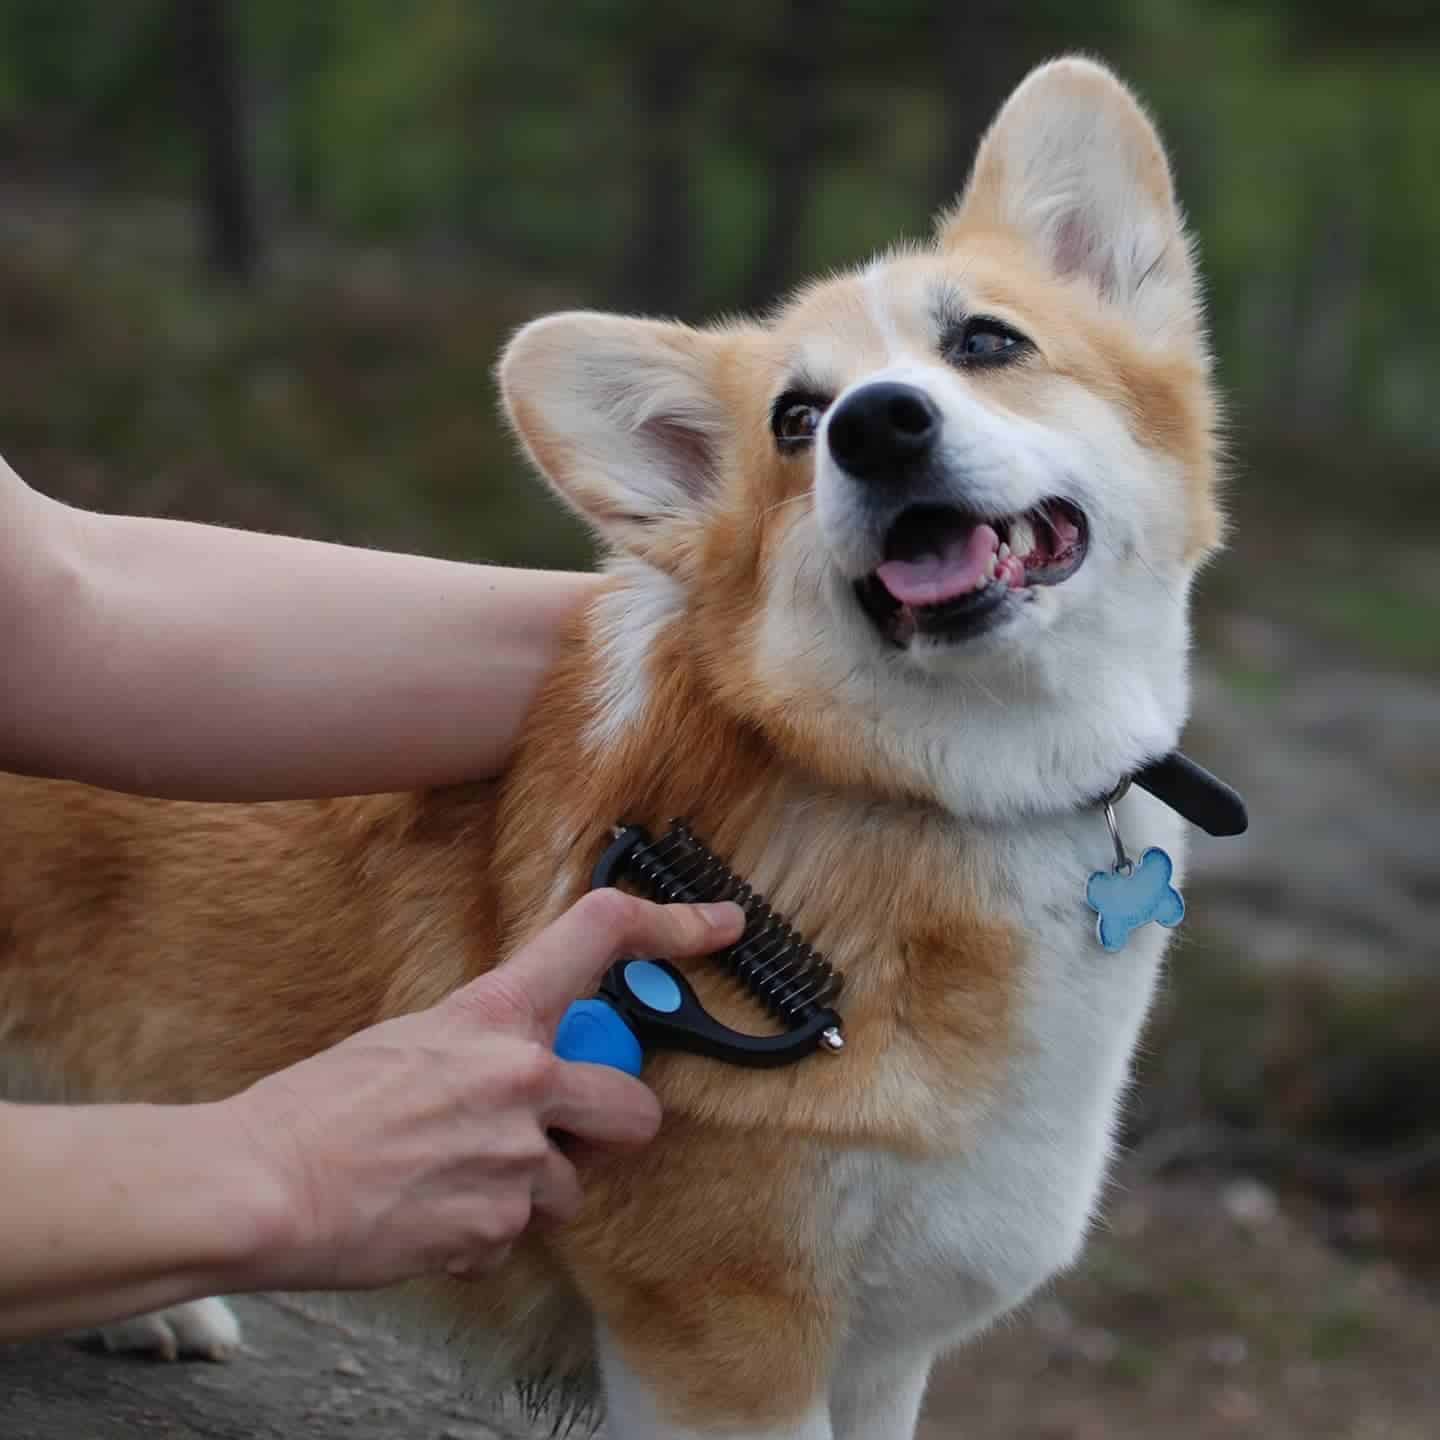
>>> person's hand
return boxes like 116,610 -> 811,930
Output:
225,891 -> 744,1290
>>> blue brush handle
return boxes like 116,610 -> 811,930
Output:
554,998 -> 644,1077
555,959 -> 686,1076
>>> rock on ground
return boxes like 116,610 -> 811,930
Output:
0,1296 -> 520,1440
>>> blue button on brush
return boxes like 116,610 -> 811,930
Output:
622,959 -> 682,1013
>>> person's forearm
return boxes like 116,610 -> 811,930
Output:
3,464 -> 599,800
0,1099 -> 285,1341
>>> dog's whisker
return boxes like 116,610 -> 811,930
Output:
760,492 -> 813,518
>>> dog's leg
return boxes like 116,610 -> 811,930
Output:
827,1349 -> 932,1440
77,1296 -> 241,1363
597,1325 -> 833,1440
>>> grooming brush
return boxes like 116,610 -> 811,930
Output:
554,822 -> 846,1076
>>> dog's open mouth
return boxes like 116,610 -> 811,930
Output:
855,498 -> 1089,645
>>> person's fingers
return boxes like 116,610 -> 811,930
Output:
449,890 -> 744,1030
529,1142 -> 585,1227
544,1062 -> 663,1150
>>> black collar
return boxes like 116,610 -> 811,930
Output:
1130,751 -> 1248,838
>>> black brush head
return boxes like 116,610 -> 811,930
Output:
589,821 -> 846,1067
629,822 -> 844,1025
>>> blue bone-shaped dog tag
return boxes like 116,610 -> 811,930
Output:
1086,847 -> 1185,953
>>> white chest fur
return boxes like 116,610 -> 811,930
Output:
830,787 -> 1184,1366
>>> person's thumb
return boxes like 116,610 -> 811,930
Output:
446,890 -> 744,1034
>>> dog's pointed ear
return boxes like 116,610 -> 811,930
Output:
939,58 -> 1198,345
499,312 -> 729,555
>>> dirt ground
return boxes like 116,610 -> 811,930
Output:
920,1171 -> 1440,1439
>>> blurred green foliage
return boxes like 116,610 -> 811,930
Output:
0,0 -> 1436,563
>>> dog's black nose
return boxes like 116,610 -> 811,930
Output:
827,382 -> 940,479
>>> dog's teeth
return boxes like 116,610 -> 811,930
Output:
1009,517 -> 1036,557
998,542 -> 1012,562
985,551 -> 998,581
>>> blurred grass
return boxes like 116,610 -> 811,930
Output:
1143,936 -> 1440,1148
1200,558 -> 1440,679
1315,582 -> 1440,671
1198,470 -> 1440,679
0,223 -> 593,569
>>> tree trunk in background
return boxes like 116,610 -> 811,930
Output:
738,0 -> 830,313
617,29 -> 702,317
930,2 -> 1030,211
179,0 -> 260,285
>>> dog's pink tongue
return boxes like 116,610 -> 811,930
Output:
875,524 -> 998,607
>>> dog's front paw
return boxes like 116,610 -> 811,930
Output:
81,1296 -> 242,1363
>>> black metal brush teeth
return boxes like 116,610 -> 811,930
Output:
554,821 -> 846,1076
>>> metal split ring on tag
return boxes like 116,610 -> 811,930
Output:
1086,779 -> 1185,953
1102,779 -> 1134,875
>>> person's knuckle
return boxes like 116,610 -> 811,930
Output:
477,1190 -> 533,1246
508,1122 -> 552,1169
519,1136 -> 553,1172
577,886 -> 640,941
505,1038 -> 557,1101
447,971 -> 533,1029
487,1111 -> 550,1168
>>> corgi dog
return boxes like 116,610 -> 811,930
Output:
0,58 -> 1220,1440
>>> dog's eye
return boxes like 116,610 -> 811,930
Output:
778,404 -> 822,441
945,317 -> 1032,368
964,327 -> 1016,357
770,392 -> 830,450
